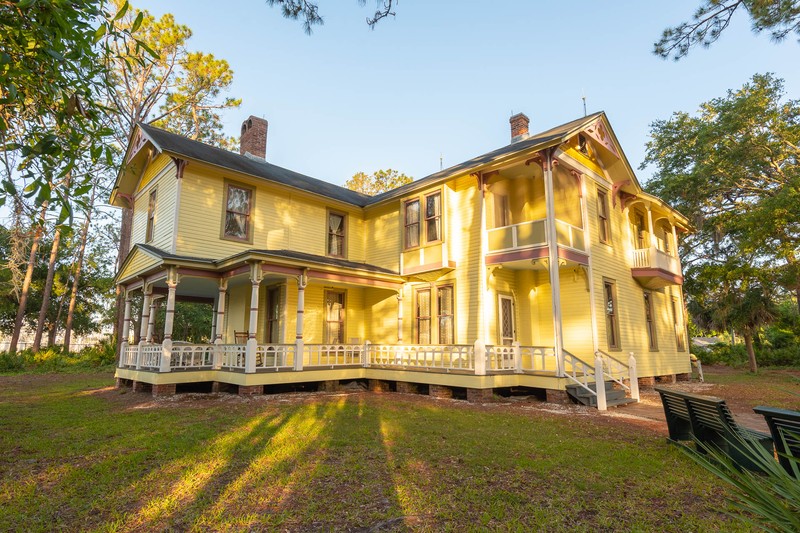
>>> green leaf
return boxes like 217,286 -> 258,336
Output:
94,24 -> 107,43
114,1 -> 129,21
131,11 -> 144,33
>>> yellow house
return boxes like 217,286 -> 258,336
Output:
112,111 -> 691,409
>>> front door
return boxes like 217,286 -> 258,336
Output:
498,295 -> 515,346
324,290 -> 346,344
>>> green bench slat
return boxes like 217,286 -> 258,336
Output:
754,406 -> 800,478
655,386 -> 774,472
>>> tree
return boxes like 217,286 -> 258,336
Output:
0,0 -> 144,218
265,0 -> 396,33
344,168 -> 412,195
655,0 -> 800,60
104,2 -> 241,354
642,73 -> 798,370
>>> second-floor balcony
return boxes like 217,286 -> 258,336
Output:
486,219 -> 588,267
631,246 -> 683,289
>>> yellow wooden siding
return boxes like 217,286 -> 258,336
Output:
363,288 -> 398,344
558,269 -> 594,358
584,180 -> 690,376
175,163 -> 366,262
136,154 -> 171,193
130,155 -> 175,250
452,175 -> 482,343
118,250 -> 159,281
365,203 -> 400,271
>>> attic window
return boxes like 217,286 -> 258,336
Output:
578,134 -> 588,155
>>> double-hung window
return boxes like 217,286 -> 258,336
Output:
597,188 -> 610,244
146,189 -> 156,243
327,211 -> 346,257
405,199 -> 420,248
425,192 -> 441,242
416,285 -> 454,344
223,184 -> 253,241
604,279 -> 621,350
644,291 -> 657,350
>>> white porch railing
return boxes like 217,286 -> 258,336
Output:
304,344 -> 364,367
122,345 -> 138,367
632,246 -> 681,276
484,344 -> 557,372
487,219 -> 547,252
171,344 -> 215,369
119,342 -> 567,378
555,220 -> 585,251
139,344 -> 162,369
256,344 -> 296,370
368,344 -> 475,371
219,344 -> 247,370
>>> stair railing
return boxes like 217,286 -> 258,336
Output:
596,349 -> 639,402
563,350 -> 608,411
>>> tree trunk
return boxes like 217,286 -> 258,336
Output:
64,189 -> 94,352
743,331 -> 758,374
9,204 -> 47,352
114,206 -> 134,360
796,285 -> 800,316
32,226 -> 62,352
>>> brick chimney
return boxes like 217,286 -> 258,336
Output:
240,116 -> 268,159
510,112 -> 530,142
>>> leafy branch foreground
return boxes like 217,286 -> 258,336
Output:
0,374 -> 749,532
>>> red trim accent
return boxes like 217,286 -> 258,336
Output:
308,270 -> 401,289
223,266 -> 250,278
486,247 -> 548,264
631,268 -> 683,285
176,268 -> 219,279
403,260 -> 456,275
557,247 -> 589,265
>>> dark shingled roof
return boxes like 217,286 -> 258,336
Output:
133,244 -> 397,276
369,112 -> 605,203
139,123 -> 372,206
138,112 -> 603,208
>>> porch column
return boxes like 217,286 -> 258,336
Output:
160,268 -> 179,373
542,151 -> 565,376
396,286 -> 404,343
120,289 -> 132,366
145,298 -> 158,343
214,279 -> 228,344
245,262 -> 263,374
210,294 -> 217,343
137,283 -> 152,369
294,270 -> 307,371
646,206 -> 657,249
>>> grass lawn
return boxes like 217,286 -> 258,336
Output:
0,373 -> 756,532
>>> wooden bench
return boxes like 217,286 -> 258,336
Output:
655,387 -> 773,471
753,406 -> 800,478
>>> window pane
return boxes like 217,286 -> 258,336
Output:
225,213 -> 248,238
426,194 -> 439,218
406,200 -> 420,224
406,224 -> 419,248
227,186 -> 250,214
418,319 -> 431,344
439,317 -> 453,345
437,286 -> 453,344
426,218 -> 440,242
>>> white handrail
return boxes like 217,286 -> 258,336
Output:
304,344 -> 364,367
256,344 -> 295,370
595,349 -> 630,392
368,344 -> 474,371
139,344 -> 162,369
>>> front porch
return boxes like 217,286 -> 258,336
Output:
116,340 -> 641,409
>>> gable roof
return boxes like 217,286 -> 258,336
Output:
117,243 -> 398,284
137,123 -> 372,206
116,112 -> 609,209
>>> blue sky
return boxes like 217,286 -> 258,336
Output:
135,0 -> 800,187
